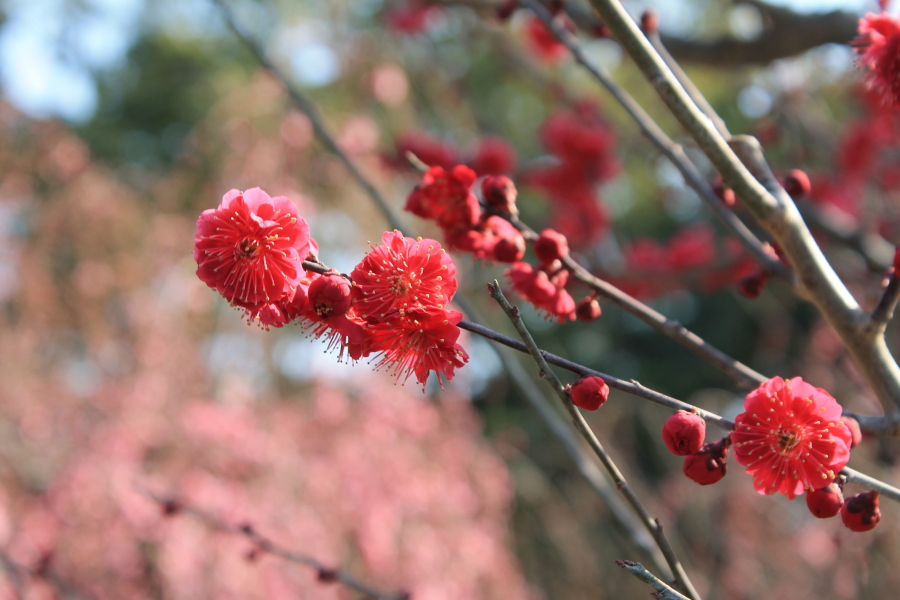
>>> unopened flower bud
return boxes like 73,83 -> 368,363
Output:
840,416 -> 862,449
575,296 -> 601,322
806,483 -> 844,519
738,271 -> 770,299
662,410 -> 706,456
683,438 -> 729,485
495,0 -> 517,21
493,235 -> 526,263
568,375 -> 609,411
534,229 -> 569,263
783,169 -> 811,198
481,175 -> 518,215
841,491 -> 881,532
308,271 -> 353,318
713,178 -> 736,207
640,9 -> 659,35
591,21 -> 611,38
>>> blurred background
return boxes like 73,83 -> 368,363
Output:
0,0 -> 898,598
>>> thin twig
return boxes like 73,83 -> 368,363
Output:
487,280 -> 701,600
615,560 -> 691,600
0,549 -> 97,600
869,272 -> 900,333
211,0 -> 406,235
519,0 -> 791,284
506,211 -> 768,389
138,488 -> 410,600
458,303 -> 672,578
457,318 -> 736,430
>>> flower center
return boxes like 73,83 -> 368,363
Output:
238,237 -> 261,259
315,302 -> 333,318
775,427 -> 801,454
389,274 -> 414,297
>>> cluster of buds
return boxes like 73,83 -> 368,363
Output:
405,166 -> 596,322
657,377 -> 880,532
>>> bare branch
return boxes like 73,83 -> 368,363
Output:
487,280 -> 701,600
615,560 -> 691,600
210,0 -> 406,235
869,272 -> 900,332
658,1 -> 858,68
138,489 -> 410,600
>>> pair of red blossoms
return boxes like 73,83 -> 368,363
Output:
193,188 -> 468,386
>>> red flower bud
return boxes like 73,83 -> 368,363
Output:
308,271 -> 353,318
640,9 -> 659,35
493,235 -> 526,263
481,175 -> 518,215
662,410 -> 706,456
534,229 -> 569,263
495,0 -> 517,21
783,169 -> 811,198
683,438 -> 729,485
569,375 -> 609,411
841,491 -> 881,532
713,178 -> 736,207
806,483 -> 844,519
591,21 -> 611,38
893,247 -> 900,272
737,271 -> 770,299
840,416 -> 862,449
575,296 -> 601,322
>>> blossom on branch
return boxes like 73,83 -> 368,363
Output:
194,188 -> 310,309
368,306 -> 469,386
352,230 -> 458,321
731,376 -> 852,500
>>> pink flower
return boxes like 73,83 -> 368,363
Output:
194,188 -> 310,308
368,307 -> 469,386
855,13 -> 900,107
352,231 -> 458,322
731,376 -> 852,499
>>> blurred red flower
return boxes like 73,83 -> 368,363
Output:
855,13 -> 900,107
